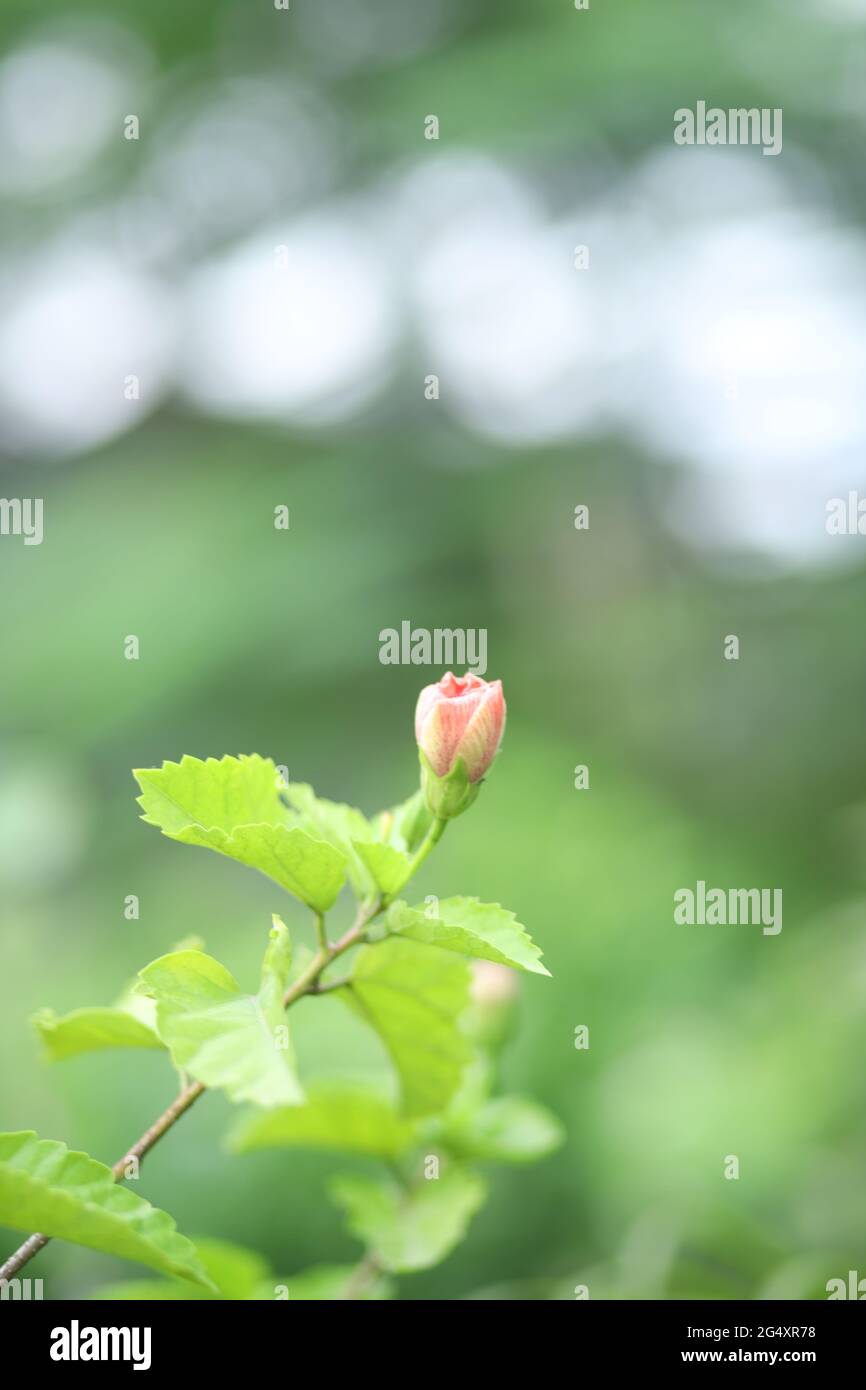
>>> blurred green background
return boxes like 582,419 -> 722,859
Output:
2,0 -> 866,1299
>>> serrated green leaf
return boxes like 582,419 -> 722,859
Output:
439,1096 -> 565,1163
33,1005 -> 163,1061
342,937 -> 472,1118
331,1167 -> 487,1272
229,1078 -> 417,1159
0,1132 -> 213,1288
284,783 -> 379,898
134,754 -> 287,833
136,917 -> 303,1108
133,757 -> 346,911
285,784 -> 419,899
222,824 -> 347,912
386,897 -> 550,976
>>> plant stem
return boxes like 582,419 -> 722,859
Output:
0,1233 -> 50,1281
111,1079 -> 207,1180
2,816 -> 443,1287
391,817 -> 447,901
307,976 -> 351,994
0,1079 -> 209,1285
1,898 -> 382,1285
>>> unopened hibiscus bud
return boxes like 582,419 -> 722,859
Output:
415,672 -> 506,820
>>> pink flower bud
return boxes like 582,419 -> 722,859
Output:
470,960 -> 519,1007
467,961 -> 519,1050
415,672 -> 506,784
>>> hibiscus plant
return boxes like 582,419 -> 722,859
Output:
0,674 -> 560,1300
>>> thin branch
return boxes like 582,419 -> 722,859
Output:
0,1233 -> 51,1282
307,976 -> 351,994
111,1079 -> 207,1180
387,818 -> 447,903
1,896 -> 384,1284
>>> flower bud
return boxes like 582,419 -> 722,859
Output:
466,961 -> 520,1050
414,672 -> 506,820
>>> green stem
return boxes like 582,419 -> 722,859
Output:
390,817 -> 447,903
1,896 -> 384,1286
2,809 -> 450,1288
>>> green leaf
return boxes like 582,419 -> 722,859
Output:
283,783 -> 377,898
33,1005 -> 163,1061
342,938 -> 473,1117
331,1167 -> 487,1272
285,785 -> 418,898
134,754 -> 287,833
92,1237 -> 273,1301
352,840 -> 413,897
386,897 -> 550,976
134,757 -> 347,912
32,940 -> 207,1063
178,820 -> 345,914
0,1132 -> 213,1288
272,1264 -> 394,1301
170,934 -> 206,955
136,916 -> 303,1108
189,1238 -> 272,1298
439,1096 -> 565,1164
96,1251 -> 396,1301
229,1078 -> 417,1159
219,825 -> 346,912
32,974 -> 168,1062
